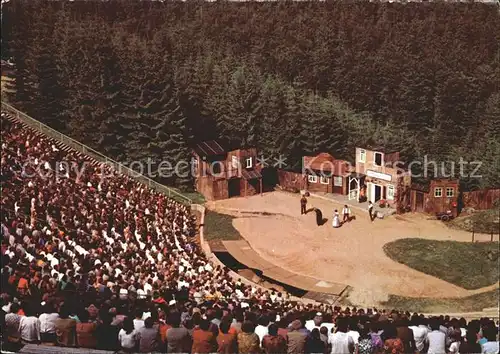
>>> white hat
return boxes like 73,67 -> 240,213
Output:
169,300 -> 176,306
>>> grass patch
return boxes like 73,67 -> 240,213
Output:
381,289 -> 499,314
449,209 -> 500,234
203,210 -> 241,241
384,238 -> 499,290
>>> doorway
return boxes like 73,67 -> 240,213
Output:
415,192 -> 424,212
228,178 -> 241,198
373,184 -> 382,202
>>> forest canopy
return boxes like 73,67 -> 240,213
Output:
2,0 -> 499,190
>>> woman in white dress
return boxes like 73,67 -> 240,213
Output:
332,209 -> 340,228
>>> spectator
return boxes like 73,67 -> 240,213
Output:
409,315 -> 429,353
357,323 -> 374,354
134,308 -> 145,331
5,302 -> 22,344
382,323 -> 404,354
138,316 -> 160,352
192,319 -> 217,353
217,319 -> 237,353
306,328 -> 327,354
459,330 -> 482,354
255,314 -> 270,346
166,313 -> 190,353
481,325 -> 499,354
287,319 -> 309,354
39,302 -> 59,344
424,318 -> 446,354
118,316 -> 139,353
238,321 -> 261,354
19,303 -> 41,344
55,304 -> 77,347
395,316 -> 415,353
75,309 -> 97,348
329,318 -> 355,354
263,323 -> 287,354
96,313 -> 120,351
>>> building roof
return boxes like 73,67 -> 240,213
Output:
303,153 -> 351,176
241,169 -> 262,180
193,140 -> 226,157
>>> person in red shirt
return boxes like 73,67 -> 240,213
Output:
192,319 -> 217,353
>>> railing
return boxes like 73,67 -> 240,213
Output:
1,101 -> 192,204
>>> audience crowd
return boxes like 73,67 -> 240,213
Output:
1,111 -> 498,354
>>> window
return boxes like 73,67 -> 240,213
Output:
308,174 -> 318,183
231,156 -> 238,169
245,157 -> 253,169
374,152 -> 383,166
333,176 -> 343,187
212,161 -> 221,175
359,149 -> 366,163
434,187 -> 443,198
446,187 -> 454,198
387,184 -> 395,200
320,176 -> 329,184
191,158 -> 198,175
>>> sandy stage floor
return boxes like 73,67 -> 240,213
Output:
208,192 -> 496,302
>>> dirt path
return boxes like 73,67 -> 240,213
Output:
208,192 -> 497,299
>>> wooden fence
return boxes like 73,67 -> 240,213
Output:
462,189 -> 500,210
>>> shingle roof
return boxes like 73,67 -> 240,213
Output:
241,169 -> 262,180
193,140 -> 226,157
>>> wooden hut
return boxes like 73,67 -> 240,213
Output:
192,140 -> 262,201
410,179 -> 459,216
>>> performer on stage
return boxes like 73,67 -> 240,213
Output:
314,207 -> 323,226
332,210 -> 340,228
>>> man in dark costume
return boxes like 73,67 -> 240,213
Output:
300,195 -> 307,215
314,207 -> 323,226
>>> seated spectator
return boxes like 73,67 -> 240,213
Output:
166,313 -> 190,353
119,316 -> 139,353
96,313 -> 120,351
382,323 -> 404,354
481,325 -> 499,354
55,304 -> 77,347
287,319 -> 309,354
75,309 -> 97,348
424,318 -> 446,354
459,330 -> 482,354
255,315 -> 270,346
238,321 -> 261,354
39,302 -> 59,344
329,318 -> 355,354
357,323 -> 374,354
19,303 -> 41,344
138,316 -> 160,352
217,320 -> 237,353
306,328 -> 326,354
192,319 -> 217,353
5,302 -> 22,344
263,323 -> 287,354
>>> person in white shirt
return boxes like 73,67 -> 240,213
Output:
20,310 -> 41,344
329,318 -> 355,354
368,201 -> 374,221
425,320 -> 446,354
133,309 -> 145,331
305,313 -> 323,332
481,326 -> 499,354
254,315 -> 270,347
39,303 -> 59,343
342,205 -> 351,223
409,317 -> 430,353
